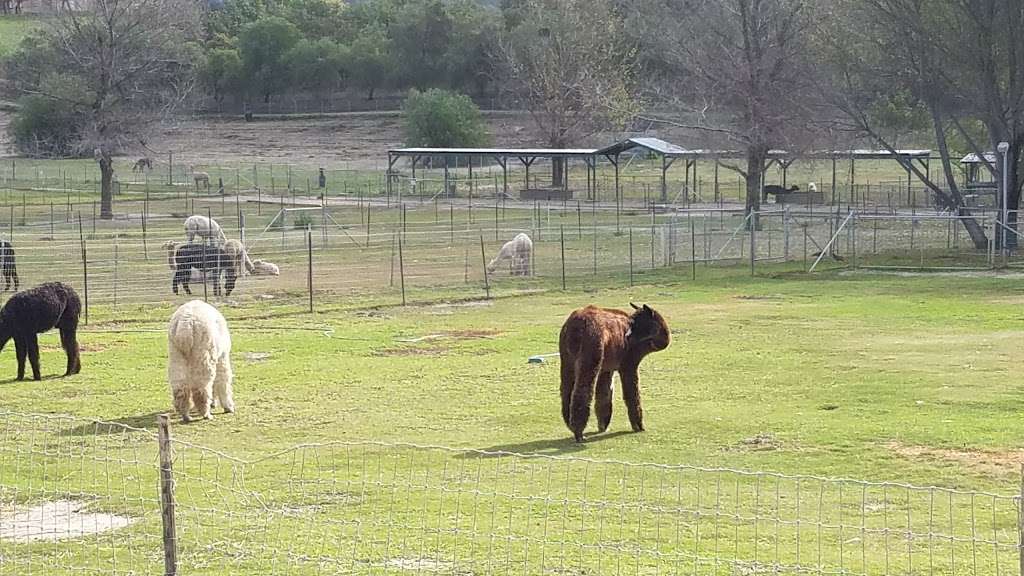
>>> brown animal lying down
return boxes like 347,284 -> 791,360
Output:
558,303 -> 670,442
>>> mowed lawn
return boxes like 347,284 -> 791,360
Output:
3,267 -> 1023,494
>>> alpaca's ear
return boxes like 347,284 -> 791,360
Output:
642,304 -> 652,313
630,302 -> 640,310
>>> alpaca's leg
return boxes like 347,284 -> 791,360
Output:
559,351 -> 575,428
26,334 -> 41,381
59,323 -> 81,375
14,337 -> 26,381
595,371 -> 614,433
214,354 -> 235,414
172,386 -> 192,423
193,353 -> 217,420
569,353 -> 602,442
619,367 -> 644,432
223,267 -> 237,297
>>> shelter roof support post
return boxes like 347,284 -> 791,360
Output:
714,160 -> 720,206
444,158 -> 450,199
606,153 -> 621,231
387,152 -> 396,203
831,157 -> 837,206
849,156 -> 856,211
494,155 -> 508,201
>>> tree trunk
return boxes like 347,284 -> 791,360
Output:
99,154 -> 114,220
551,157 -> 566,188
929,106 -> 988,249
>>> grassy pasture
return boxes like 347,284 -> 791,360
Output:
2,266 -> 1024,574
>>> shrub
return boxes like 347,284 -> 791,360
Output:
294,212 -> 314,229
403,88 -> 491,148
9,95 -> 82,157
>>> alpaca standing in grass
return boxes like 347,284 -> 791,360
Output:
487,233 -> 532,276
0,282 -> 81,381
559,303 -> 670,442
183,215 -> 227,245
168,300 -> 234,422
0,241 -> 18,292
164,241 -> 238,297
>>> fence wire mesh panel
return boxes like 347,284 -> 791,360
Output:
1,411 -> 1021,575
0,412 -> 162,575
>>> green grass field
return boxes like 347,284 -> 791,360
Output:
3,266 -> 1024,574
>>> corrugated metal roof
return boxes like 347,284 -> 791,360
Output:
961,152 -> 997,164
595,137 -> 690,157
390,147 -> 598,156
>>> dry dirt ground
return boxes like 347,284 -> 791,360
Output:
0,109 -> 705,169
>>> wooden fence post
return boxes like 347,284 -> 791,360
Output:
480,234 -> 490,299
157,414 -> 178,576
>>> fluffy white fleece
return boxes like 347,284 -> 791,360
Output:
167,300 -> 234,422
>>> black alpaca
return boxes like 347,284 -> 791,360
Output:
0,282 -> 82,381
0,241 -> 18,292
171,244 -> 237,297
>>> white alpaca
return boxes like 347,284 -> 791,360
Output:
487,233 -> 532,276
223,239 -> 254,276
184,215 -> 227,244
250,259 -> 280,276
167,300 -> 234,422
808,182 -> 818,193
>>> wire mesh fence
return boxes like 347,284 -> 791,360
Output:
0,196 -> 1012,322
0,410 -> 1021,575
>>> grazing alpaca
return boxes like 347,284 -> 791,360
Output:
164,241 -> 238,297
132,158 -> 152,173
250,259 -> 280,276
487,233 -> 533,276
0,282 -> 81,381
0,241 -> 18,292
183,215 -> 227,245
193,171 -> 211,190
559,303 -> 670,443
222,239 -> 255,276
168,300 -> 234,422
808,182 -> 818,193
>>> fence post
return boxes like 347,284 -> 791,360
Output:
480,234 -> 490,299
560,225 -> 566,290
143,191 -> 149,260
389,232 -> 396,287
398,233 -> 406,306
78,213 -> 89,325
690,216 -> 696,281
157,414 -> 178,576
307,226 -> 314,313
366,205 -> 372,247
750,211 -> 756,276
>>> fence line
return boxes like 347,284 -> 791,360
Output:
0,410 -> 1020,575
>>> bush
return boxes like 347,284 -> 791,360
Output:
403,88 -> 491,148
294,212 -> 314,229
9,95 -> 82,157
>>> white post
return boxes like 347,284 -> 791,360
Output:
998,141 -> 1010,256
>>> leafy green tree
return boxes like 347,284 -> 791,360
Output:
345,23 -> 394,100
279,0 -> 349,42
9,93 -> 82,157
205,0 -> 271,45
390,0 -> 454,89
285,38 -> 347,110
199,48 -> 245,105
403,88 -> 491,148
238,16 -> 301,104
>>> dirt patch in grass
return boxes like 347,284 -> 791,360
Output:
0,500 -> 135,542
731,433 -> 784,452
885,441 -> 1024,476
40,343 -> 108,353
374,345 -> 448,357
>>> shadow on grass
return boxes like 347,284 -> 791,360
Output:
59,411 -> 166,436
459,430 -> 635,459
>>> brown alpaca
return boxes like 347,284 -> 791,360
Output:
558,303 -> 670,442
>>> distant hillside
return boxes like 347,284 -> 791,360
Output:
0,16 -> 40,58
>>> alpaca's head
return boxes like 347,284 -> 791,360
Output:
627,303 -> 670,353
162,240 -> 178,251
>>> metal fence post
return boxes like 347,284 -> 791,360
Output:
307,226 -> 314,312
560,225 -> 567,291
78,213 -> 89,325
398,233 -> 406,306
479,234 -> 491,299
157,414 -> 178,576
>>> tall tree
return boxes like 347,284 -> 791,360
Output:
499,0 -> 637,186
634,0 -> 818,223
344,22 -> 394,100
822,0 -> 1024,249
238,16 -> 301,106
3,0 -> 201,219
285,38 -> 347,111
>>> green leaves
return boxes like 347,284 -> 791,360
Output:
403,88 -> 491,148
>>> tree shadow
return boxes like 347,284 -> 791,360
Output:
458,430 -> 635,459
59,412 -> 166,436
